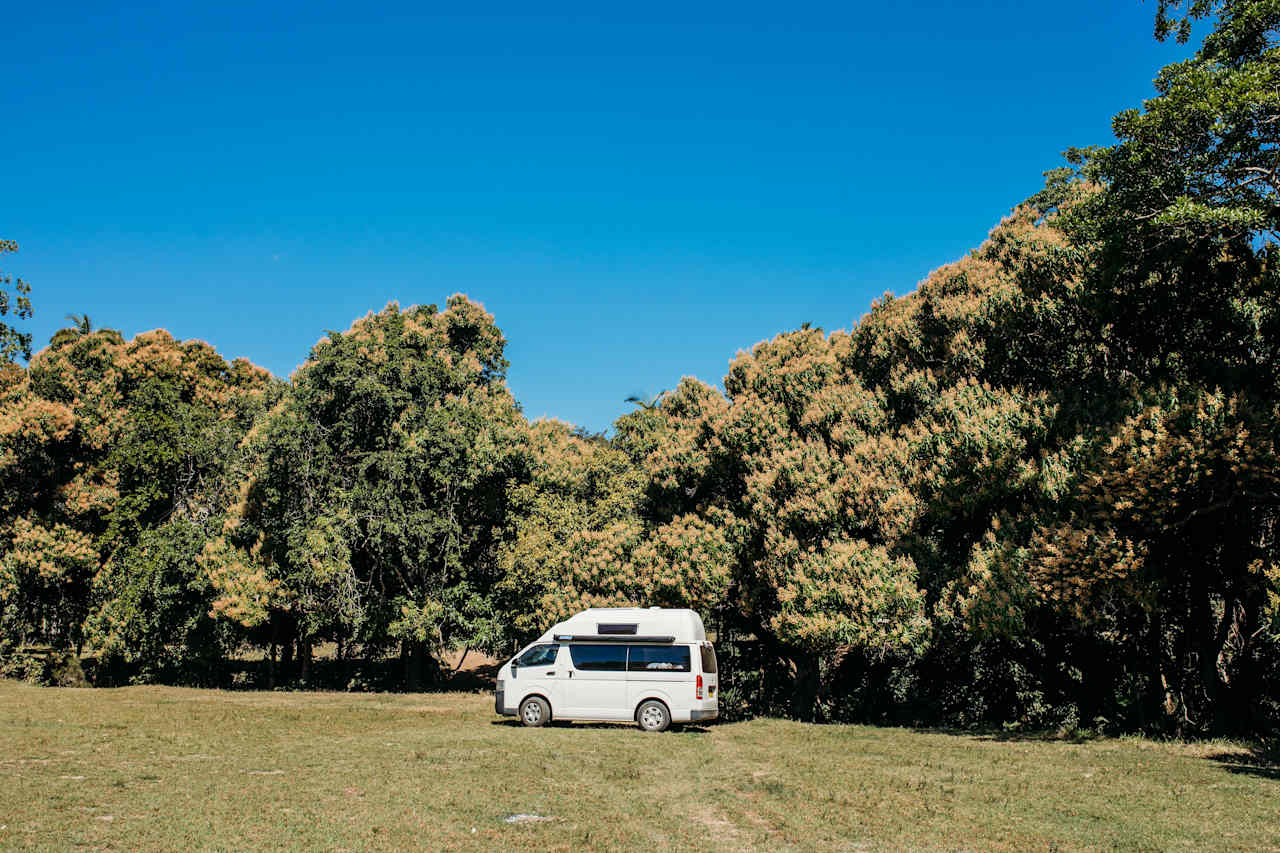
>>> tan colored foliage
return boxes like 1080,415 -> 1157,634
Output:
1029,391 -> 1280,618
0,326 -> 274,649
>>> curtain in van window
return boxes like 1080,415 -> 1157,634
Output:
568,645 -> 627,671
627,645 -> 691,672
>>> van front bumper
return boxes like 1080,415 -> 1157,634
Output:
494,688 -> 514,716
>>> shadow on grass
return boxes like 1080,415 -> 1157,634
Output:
211,657 -> 501,695
443,662 -> 499,692
489,719 -> 710,734
1205,744 -> 1280,780
909,726 -> 1104,744
912,726 -> 1280,780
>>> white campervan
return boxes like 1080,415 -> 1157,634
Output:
494,607 -> 719,732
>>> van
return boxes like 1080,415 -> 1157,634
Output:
494,607 -> 719,732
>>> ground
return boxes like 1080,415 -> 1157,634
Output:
0,680 -> 1276,851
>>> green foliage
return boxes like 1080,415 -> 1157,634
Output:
0,642 -> 47,683
994,0 -> 1280,734
88,520 -> 238,683
1050,0 -> 1280,395
0,325 -> 278,664
0,239 -> 33,363
209,298 -> 526,677
0,643 -> 87,686
494,418 -> 649,642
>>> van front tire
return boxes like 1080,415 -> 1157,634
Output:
519,696 -> 550,727
636,700 -> 671,732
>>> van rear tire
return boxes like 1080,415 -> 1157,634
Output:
636,700 -> 671,732
519,696 -> 550,727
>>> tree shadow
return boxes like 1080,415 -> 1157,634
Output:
1205,744 -> 1280,780
208,657 -> 501,694
442,662 -> 499,692
909,726 -> 1103,744
912,727 -> 1280,781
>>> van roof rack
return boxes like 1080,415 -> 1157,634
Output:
553,633 -> 675,644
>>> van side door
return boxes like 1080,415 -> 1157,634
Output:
562,644 -> 629,720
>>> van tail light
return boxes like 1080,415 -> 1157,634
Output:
696,674 -> 704,700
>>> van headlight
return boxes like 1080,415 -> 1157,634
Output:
496,679 -> 504,692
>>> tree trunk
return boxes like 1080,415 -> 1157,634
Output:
403,640 -> 430,691
298,636 -> 311,684
281,632 -> 294,676
1224,591 -> 1264,734
790,652 -> 821,722
1144,610 -> 1178,731
267,640 -> 277,690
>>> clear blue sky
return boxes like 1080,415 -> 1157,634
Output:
4,1 -> 1191,433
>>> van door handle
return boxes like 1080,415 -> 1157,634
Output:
546,671 -> 555,676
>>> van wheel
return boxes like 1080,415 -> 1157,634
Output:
519,696 -> 550,727
637,700 -> 671,733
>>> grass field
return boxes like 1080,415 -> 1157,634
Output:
0,680 -> 1276,851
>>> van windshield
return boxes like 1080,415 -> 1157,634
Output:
516,644 -> 559,667
699,644 -> 717,674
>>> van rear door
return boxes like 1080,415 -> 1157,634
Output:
698,642 -> 718,701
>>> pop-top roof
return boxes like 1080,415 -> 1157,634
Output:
537,607 -> 707,644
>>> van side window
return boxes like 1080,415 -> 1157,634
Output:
699,644 -> 717,674
627,645 -> 691,672
516,644 -> 559,667
568,645 -> 627,671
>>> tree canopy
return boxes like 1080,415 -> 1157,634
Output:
199,298 -> 525,686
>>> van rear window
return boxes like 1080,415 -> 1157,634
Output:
627,645 -> 690,673
569,645 -> 627,671
699,644 -> 717,674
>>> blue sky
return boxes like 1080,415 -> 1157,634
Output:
4,1 -> 1191,432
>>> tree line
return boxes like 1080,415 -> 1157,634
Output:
2,0 -> 1278,736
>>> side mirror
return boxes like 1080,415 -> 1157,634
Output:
511,662 -> 518,679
